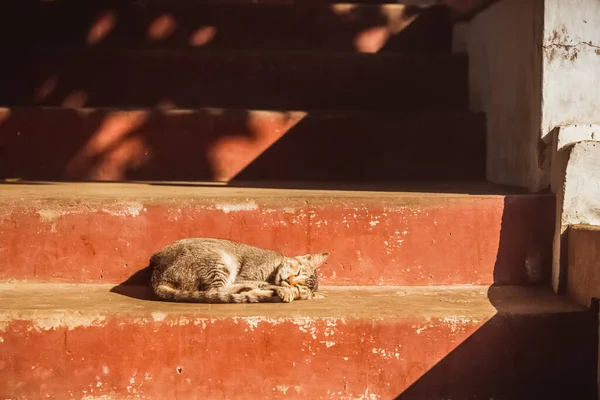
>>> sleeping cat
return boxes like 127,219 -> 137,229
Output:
150,238 -> 329,304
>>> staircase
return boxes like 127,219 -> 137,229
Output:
0,1 -> 596,399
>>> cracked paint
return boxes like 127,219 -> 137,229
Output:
214,201 -> 258,213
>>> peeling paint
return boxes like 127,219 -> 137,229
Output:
215,201 -> 258,213
320,340 -> 336,348
37,209 -> 70,232
0,312 -> 107,332
227,316 -> 343,334
81,395 -> 113,400
37,209 -> 71,223
412,322 -> 434,335
440,316 -> 479,333
276,385 -> 289,394
36,202 -> 144,232
350,387 -> 380,400
151,312 -> 167,322
101,202 -> 143,217
371,347 -> 401,359
130,315 -> 211,328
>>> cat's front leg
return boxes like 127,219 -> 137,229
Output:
234,280 -> 274,290
275,286 -> 295,303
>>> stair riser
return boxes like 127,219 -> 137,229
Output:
0,195 -> 554,285
0,50 -> 468,111
0,108 -> 486,182
0,312 -> 594,399
9,2 -> 451,53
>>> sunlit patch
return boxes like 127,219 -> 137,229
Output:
330,4 -> 357,16
148,14 -> 176,40
62,91 -> 88,107
354,5 -> 420,53
382,4 -> 419,34
92,136 -> 149,180
354,26 -> 389,53
65,111 -> 150,180
87,11 -> 117,44
0,108 -> 12,124
33,77 -> 58,103
208,111 -> 306,182
189,26 -> 217,47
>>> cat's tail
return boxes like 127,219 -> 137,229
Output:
153,284 -> 280,304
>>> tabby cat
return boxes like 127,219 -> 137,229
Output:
150,238 -> 329,304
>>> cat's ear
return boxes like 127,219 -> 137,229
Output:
307,252 -> 330,270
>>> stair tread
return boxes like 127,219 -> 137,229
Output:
0,284 -> 595,400
0,181 -> 554,286
21,1 -> 449,52
0,48 -> 468,111
0,181 -> 547,201
0,284 -> 586,322
0,106 -> 484,182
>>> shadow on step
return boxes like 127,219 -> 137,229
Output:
0,107 -> 484,184
2,2 -> 451,53
110,265 -> 155,301
395,195 -> 587,399
394,285 -> 599,400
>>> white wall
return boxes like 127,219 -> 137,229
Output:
463,0 -> 546,191
542,0 -> 600,138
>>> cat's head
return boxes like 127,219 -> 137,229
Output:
275,252 -> 330,291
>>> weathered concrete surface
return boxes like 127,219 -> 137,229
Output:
457,0 -> 600,192
463,0 -> 545,191
546,125 -> 600,193
567,224 -> 600,400
551,141 -> 600,292
542,0 -> 600,139
0,183 -> 554,286
568,225 -> 600,307
0,107 -> 486,182
0,284 -> 595,400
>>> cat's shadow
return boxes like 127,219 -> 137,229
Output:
109,265 -> 157,301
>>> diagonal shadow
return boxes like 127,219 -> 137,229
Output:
0,107 -> 485,185
230,111 -> 486,183
393,195 -> 594,399
395,286 -> 598,399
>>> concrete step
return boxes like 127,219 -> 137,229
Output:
0,49 -> 468,111
8,2 -> 451,53
0,107 -> 485,182
0,182 -> 553,286
568,224 -> 600,308
0,284 -> 595,399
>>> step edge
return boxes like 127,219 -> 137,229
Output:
0,182 -> 554,200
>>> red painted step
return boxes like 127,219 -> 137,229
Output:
0,284 -> 595,399
0,49 -> 468,111
22,2 -> 452,53
0,107 -> 485,182
0,183 -> 553,285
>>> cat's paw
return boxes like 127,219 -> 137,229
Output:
311,292 -> 326,300
276,287 -> 295,303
